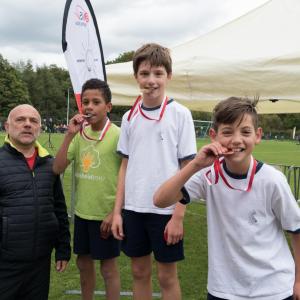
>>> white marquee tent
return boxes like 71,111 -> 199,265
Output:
106,0 -> 300,114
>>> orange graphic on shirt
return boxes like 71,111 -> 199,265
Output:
82,152 -> 93,173
80,145 -> 100,173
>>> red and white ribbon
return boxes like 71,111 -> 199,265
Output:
80,118 -> 111,141
127,95 -> 168,121
205,156 -> 257,192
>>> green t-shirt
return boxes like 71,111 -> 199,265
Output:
67,123 -> 121,220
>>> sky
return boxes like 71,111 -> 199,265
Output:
0,0 -> 269,69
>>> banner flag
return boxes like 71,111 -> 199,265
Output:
62,0 -> 106,112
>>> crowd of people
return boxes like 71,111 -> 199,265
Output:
1,43 -> 300,300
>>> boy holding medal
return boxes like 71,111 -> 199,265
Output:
154,97 -> 300,300
53,79 -> 121,300
111,43 -> 197,300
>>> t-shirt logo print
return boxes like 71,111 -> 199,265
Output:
248,210 -> 258,225
80,145 -> 101,173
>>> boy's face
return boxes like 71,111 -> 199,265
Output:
135,60 -> 172,104
81,89 -> 111,128
209,114 -> 262,173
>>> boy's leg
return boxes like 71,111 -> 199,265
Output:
131,255 -> 152,300
74,216 -> 96,300
156,261 -> 181,300
100,258 -> 120,300
147,213 -> 184,300
76,254 -> 96,300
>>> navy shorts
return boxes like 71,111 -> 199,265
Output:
74,215 -> 120,260
121,209 -> 184,263
207,293 -> 293,300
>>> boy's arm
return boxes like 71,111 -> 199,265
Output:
154,142 -> 229,208
53,114 -> 84,174
112,157 -> 128,240
290,233 -> 300,298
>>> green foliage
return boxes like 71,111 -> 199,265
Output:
106,51 -> 135,65
0,55 -> 30,118
1,52 -> 300,136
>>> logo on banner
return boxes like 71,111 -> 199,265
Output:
75,5 -> 89,26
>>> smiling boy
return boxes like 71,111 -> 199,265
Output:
112,43 -> 197,300
154,97 -> 300,300
53,79 -> 121,300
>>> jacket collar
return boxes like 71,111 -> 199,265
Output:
4,135 -> 49,158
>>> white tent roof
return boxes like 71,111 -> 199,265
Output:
107,0 -> 300,114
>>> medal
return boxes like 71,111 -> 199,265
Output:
80,118 -> 111,142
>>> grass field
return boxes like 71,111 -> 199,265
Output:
1,132 -> 300,299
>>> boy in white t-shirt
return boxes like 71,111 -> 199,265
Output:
111,43 -> 197,300
154,97 -> 300,300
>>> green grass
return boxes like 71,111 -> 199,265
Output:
1,132 -> 300,299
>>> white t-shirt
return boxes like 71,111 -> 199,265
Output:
118,99 -> 197,214
185,162 -> 300,300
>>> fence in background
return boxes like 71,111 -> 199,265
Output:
271,164 -> 300,200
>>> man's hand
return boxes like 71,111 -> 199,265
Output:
56,260 -> 68,272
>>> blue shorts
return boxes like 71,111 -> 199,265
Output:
74,215 -> 120,260
121,209 -> 184,263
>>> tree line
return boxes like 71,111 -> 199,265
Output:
1,53 -> 300,138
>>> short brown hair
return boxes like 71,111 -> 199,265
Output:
133,43 -> 172,75
212,97 -> 259,131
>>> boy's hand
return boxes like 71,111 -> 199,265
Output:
111,213 -> 124,240
192,142 -> 232,170
67,114 -> 85,135
100,212 -> 113,239
164,216 -> 183,245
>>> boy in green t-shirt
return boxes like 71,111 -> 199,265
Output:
53,78 -> 121,300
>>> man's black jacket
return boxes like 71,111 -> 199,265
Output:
0,142 -> 71,262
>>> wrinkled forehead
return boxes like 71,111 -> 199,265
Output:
8,105 -> 41,122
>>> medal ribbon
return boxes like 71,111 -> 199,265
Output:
127,95 -> 168,121
80,118 -> 111,141
205,156 -> 257,192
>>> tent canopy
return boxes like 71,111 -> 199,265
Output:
107,0 -> 300,114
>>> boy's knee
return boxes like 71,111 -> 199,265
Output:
157,271 -> 178,288
100,260 -> 118,280
76,255 -> 93,272
132,264 -> 151,281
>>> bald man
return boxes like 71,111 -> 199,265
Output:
0,104 -> 71,300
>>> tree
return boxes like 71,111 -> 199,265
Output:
106,51 -> 134,65
0,55 -> 29,118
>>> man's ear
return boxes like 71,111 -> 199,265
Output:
209,128 -> 217,141
4,121 -> 9,132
